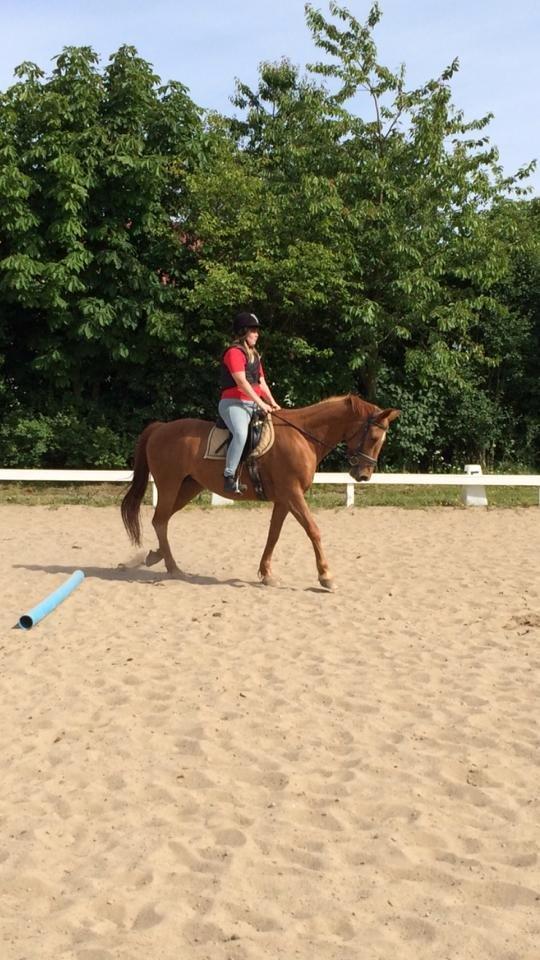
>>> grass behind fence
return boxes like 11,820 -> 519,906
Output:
0,482 -> 537,509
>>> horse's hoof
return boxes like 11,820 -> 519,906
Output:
319,577 -> 336,592
261,574 -> 279,587
167,567 -> 185,580
145,550 -> 162,568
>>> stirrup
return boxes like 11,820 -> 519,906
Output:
224,475 -> 247,495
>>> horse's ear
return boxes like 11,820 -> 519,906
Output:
378,408 -> 401,423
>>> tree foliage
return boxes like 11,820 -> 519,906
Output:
0,45 -> 203,464
0,4 -> 538,471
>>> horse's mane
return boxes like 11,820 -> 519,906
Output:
292,393 -> 373,415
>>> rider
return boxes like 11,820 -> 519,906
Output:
219,312 -> 280,494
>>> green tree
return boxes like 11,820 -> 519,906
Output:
185,59 -> 358,405
1,6 -> 537,472
186,2 -> 534,467
483,198 -> 540,467
0,45 -> 203,465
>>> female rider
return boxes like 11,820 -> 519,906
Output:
219,312 -> 280,494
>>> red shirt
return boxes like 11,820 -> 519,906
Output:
221,346 -> 266,400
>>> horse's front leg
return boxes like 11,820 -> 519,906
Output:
259,502 -> 289,586
288,493 -> 335,590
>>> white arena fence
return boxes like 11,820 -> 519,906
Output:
1,465 -> 539,507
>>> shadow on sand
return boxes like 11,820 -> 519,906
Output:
13,563 -> 262,589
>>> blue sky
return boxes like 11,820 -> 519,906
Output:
1,0 -> 538,195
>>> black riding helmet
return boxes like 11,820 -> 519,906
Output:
233,312 -> 261,335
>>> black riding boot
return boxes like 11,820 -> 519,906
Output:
224,475 -> 247,495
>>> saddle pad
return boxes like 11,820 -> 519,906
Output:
204,426 -> 230,460
203,416 -> 275,461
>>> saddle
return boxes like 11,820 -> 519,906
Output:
204,411 -> 274,499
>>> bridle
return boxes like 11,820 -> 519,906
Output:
270,410 -> 388,470
346,415 -> 388,468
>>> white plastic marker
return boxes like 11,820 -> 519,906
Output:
18,570 -> 85,630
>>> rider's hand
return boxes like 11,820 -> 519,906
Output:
258,401 -> 273,415
270,402 -> 281,411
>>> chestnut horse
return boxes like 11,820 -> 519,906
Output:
121,394 -> 400,589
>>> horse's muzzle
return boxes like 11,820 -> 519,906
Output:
349,465 -> 373,482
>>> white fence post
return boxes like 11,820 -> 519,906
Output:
346,482 -> 355,507
462,464 -> 488,507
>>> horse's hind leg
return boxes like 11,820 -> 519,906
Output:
259,502 -> 289,586
150,483 -> 185,577
145,548 -> 164,568
146,476 -> 203,573
172,476 -> 204,509
151,511 -> 180,577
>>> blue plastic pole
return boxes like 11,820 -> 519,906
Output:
18,570 -> 85,630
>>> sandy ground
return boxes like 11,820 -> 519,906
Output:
1,503 -> 539,960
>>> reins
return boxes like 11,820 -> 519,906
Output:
269,408 -> 388,468
270,409 -> 335,451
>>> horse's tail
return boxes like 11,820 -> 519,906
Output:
121,422 -> 161,546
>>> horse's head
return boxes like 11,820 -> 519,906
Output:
346,406 -> 400,482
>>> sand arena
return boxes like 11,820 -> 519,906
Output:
1,504 -> 539,959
